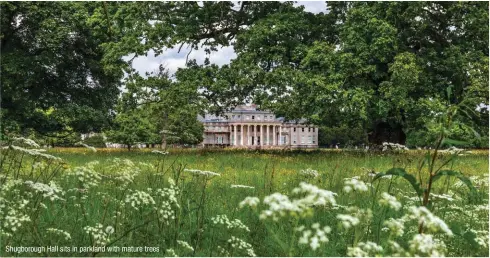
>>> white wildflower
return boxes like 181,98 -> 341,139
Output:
105,226 -> 114,235
299,168 -> 319,178
297,223 -> 331,250
177,240 -> 194,252
152,150 -> 169,155
239,197 -> 260,208
125,190 -> 156,211
231,184 -> 255,189
25,180 -> 65,201
408,234 -> 446,256
337,214 -> 360,229
46,228 -> 71,240
343,177 -> 369,193
184,168 -> 220,177
84,224 -> 110,246
379,192 -> 402,211
347,241 -> 383,257
382,142 -> 409,151
72,162 -> 101,189
383,218 -> 405,237
13,137 -> 40,148
228,236 -> 256,257
405,206 -> 453,236
165,248 -> 178,257
211,214 -> 250,232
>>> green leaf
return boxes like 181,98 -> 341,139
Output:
373,168 -> 423,196
432,170 -> 477,193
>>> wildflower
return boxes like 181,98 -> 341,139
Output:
379,192 -> 402,211
154,178 -> 180,224
260,183 -> 336,220
211,214 -> 250,232
76,142 -> 97,152
227,236 -> 256,257
231,184 -> 255,189
347,241 -> 383,257
343,177 -> 369,193
297,223 -> 331,250
430,193 -> 455,202
408,234 -> 446,256
165,248 -> 178,257
177,240 -> 194,252
337,214 -> 360,229
13,137 -> 40,148
239,197 -> 260,208
125,190 -> 156,211
383,218 -> 405,237
105,226 -> 114,235
184,168 -> 220,177
84,224 -> 110,246
46,228 -> 71,240
405,206 -> 453,236
299,168 -> 319,178
25,181 -> 65,201
72,162 -> 101,189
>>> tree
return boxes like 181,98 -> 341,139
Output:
1,2 -> 122,137
105,108 -> 154,151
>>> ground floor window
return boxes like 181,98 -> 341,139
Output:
216,136 -> 223,144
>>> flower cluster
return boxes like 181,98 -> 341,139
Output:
296,223 -> 331,250
84,223 -> 111,246
347,241 -> 383,257
337,207 -> 372,230
153,178 -> 180,223
12,137 -> 41,148
299,168 -> 319,178
440,146 -> 469,155
343,177 -> 369,193
184,168 -> 220,177
404,206 -> 453,236
124,190 -> 156,211
72,162 -> 102,189
76,142 -> 97,152
7,145 -> 61,161
227,236 -> 256,257
177,240 -> 194,252
231,184 -> 255,189
46,228 -> 72,240
107,159 -> 140,187
383,218 -> 405,237
408,234 -> 446,256
25,181 -> 65,201
260,183 -> 337,220
239,197 -> 260,209
211,214 -> 250,232
379,192 -> 401,211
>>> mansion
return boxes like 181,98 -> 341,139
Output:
198,105 -> 318,148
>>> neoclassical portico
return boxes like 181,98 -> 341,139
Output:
199,104 -> 318,148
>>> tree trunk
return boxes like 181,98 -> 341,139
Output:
127,145 -> 131,151
161,133 -> 167,149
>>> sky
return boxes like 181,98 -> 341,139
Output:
130,1 -> 327,77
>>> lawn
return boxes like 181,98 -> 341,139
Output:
1,146 -> 488,257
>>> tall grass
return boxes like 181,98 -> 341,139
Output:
1,144 -> 488,257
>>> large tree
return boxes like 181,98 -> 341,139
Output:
1,2 -> 122,137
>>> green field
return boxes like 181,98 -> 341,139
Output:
1,147 -> 488,257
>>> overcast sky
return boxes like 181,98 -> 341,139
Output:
130,1 -> 327,77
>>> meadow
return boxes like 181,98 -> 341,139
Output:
1,142 -> 488,257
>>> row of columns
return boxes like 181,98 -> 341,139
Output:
231,124 -> 283,146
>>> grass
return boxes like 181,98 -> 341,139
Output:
1,147 -> 488,257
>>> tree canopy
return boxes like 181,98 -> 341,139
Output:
2,1 -> 488,147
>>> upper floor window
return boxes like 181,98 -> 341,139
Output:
313,128 -> 315,132
232,115 -> 235,119
302,128 -> 305,132
294,128 -> 296,132
308,128 -> 311,132
238,115 -> 241,119
270,115 -> 273,119
252,115 -> 255,120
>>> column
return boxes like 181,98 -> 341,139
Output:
260,125 -> 263,146
240,124 -> 244,146
273,126 -> 276,145
253,125 -> 257,145
234,125 -> 237,146
248,124 -> 251,145
279,126 -> 282,145
266,125 -> 270,146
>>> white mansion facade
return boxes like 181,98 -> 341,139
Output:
198,105 -> 318,148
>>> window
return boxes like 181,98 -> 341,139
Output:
238,115 -> 241,119
301,136 -> 305,144
313,138 -> 316,144
308,136 -> 312,144
294,128 -> 296,132
313,128 -> 315,132
246,115 -> 250,120
216,136 -> 223,144
302,128 -> 305,132
252,115 -> 255,120
270,115 -> 273,119
308,128 -> 311,132
232,115 -> 235,119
